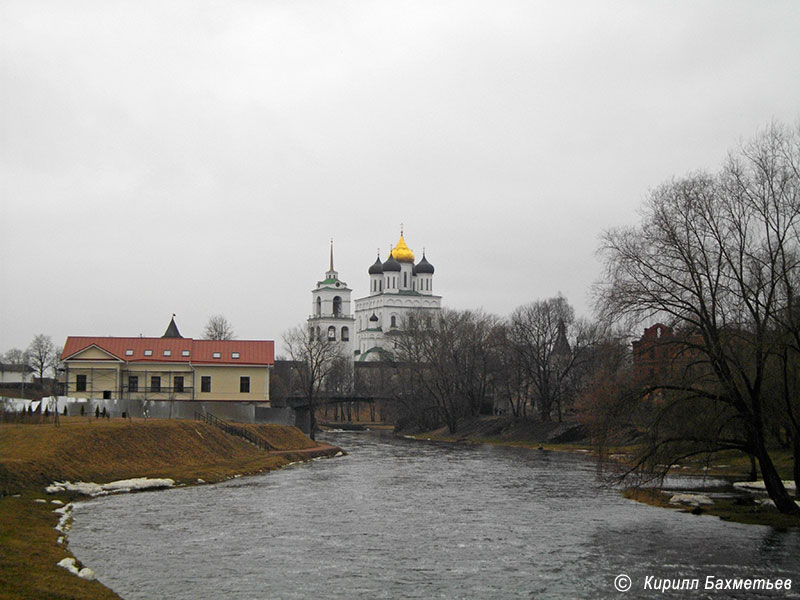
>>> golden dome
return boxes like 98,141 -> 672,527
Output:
390,235 -> 415,263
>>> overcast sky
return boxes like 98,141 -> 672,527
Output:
2,1 -> 799,356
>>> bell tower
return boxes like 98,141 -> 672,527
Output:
308,240 -> 355,357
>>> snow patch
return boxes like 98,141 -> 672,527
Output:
47,478 -> 175,497
57,557 -> 95,581
54,504 -> 73,534
669,493 -> 714,507
756,498 -> 800,509
57,557 -> 79,575
733,480 -> 797,494
34,498 -> 47,503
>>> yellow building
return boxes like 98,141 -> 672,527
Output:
60,319 -> 274,404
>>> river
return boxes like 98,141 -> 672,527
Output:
68,432 -> 800,599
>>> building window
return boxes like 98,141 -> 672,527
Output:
181,350 -> 190,357
309,326 -> 315,342
232,352 -> 240,359
174,376 -> 184,393
76,374 -> 87,392
125,349 -> 134,356
240,376 -> 250,393
144,349 -> 153,356
328,326 -> 336,341
404,272 -> 407,287
128,376 -> 138,392
341,326 -> 349,341
333,296 -> 342,315
391,316 -> 397,328
201,376 -> 211,393
151,376 -> 161,392
316,296 -> 322,316
213,352 -> 221,359
163,350 -> 172,357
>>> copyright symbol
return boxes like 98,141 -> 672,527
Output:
614,574 -> 632,592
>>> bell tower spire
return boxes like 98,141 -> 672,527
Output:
326,238 -> 338,280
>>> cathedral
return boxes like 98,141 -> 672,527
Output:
308,232 -> 442,361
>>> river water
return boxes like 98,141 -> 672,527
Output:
68,433 -> 800,599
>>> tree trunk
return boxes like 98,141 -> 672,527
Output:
793,430 -> 800,496
308,394 -> 316,442
756,441 -> 798,514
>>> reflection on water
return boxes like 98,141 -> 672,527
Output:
69,433 -> 800,599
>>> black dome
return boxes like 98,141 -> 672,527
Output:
382,252 -> 401,272
368,254 -> 383,275
415,254 -> 434,274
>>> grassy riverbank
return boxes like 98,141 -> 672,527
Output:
0,418 -> 341,600
409,416 -> 800,529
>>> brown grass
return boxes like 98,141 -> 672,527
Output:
0,418 -> 339,600
0,418 -> 326,494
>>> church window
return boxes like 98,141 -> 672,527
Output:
309,327 -> 315,342
391,316 -> 397,328
328,326 -> 336,341
403,272 -> 407,287
316,297 -> 322,316
341,326 -> 349,341
333,296 -> 342,315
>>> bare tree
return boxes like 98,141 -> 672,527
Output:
26,334 -> 56,381
3,348 -> 27,364
393,309 -> 502,434
597,123 -> 800,514
509,295 -> 596,422
282,324 -> 344,441
203,315 -> 235,340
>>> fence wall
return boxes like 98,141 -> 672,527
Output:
1,396 -> 296,425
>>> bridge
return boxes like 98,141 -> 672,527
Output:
278,393 -> 396,433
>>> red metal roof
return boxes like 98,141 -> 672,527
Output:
61,337 -> 274,366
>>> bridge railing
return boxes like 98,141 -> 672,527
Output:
194,411 -> 273,451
